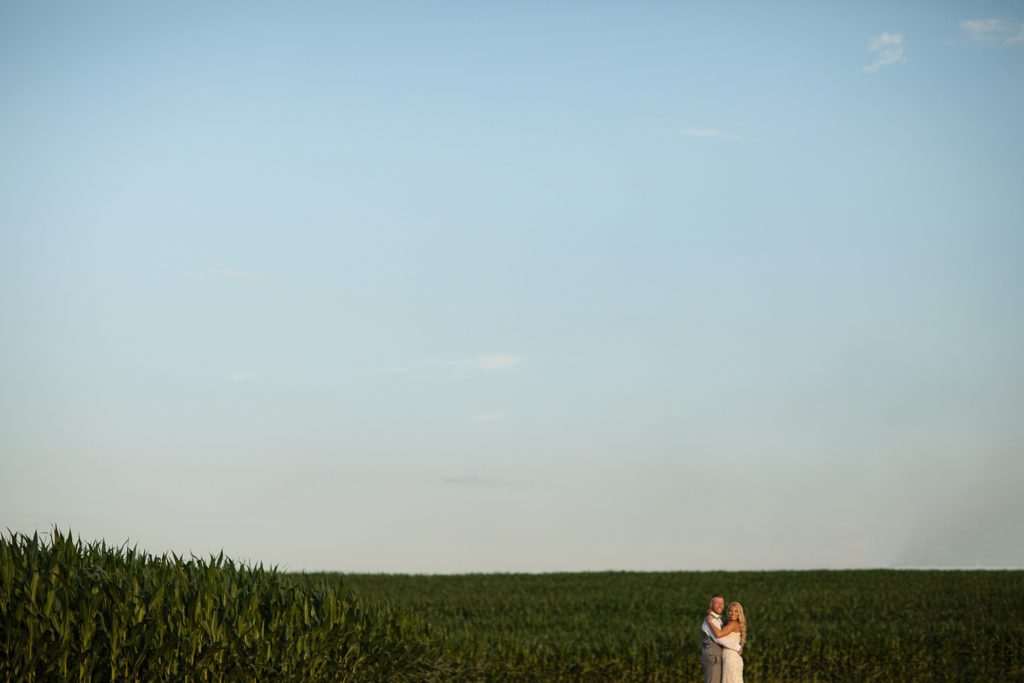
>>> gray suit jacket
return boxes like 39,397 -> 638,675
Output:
701,614 -> 724,683
701,614 -> 724,657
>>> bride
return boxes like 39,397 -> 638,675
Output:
705,602 -> 747,683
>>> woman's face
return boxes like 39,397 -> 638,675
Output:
728,605 -> 740,621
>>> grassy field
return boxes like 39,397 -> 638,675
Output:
4,530 -> 1023,681
320,569 -> 1024,681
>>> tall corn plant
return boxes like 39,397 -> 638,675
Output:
0,529 -> 446,682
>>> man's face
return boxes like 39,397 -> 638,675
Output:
711,597 -> 724,614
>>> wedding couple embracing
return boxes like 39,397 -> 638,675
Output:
700,593 -> 748,683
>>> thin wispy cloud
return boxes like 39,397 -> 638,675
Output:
442,353 -> 524,372
681,128 -> 738,140
225,371 -> 252,383
213,269 -> 263,283
962,19 -> 1005,42
473,411 -> 508,423
189,269 -> 265,284
378,354 -> 523,376
378,367 -> 413,374
442,476 -> 490,486
864,33 -> 905,72
961,19 -> 1024,45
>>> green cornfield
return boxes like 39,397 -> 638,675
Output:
318,569 -> 1024,681
4,530 -> 1023,681
0,530 -> 445,682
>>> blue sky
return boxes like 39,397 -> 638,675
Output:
2,1 -> 1022,571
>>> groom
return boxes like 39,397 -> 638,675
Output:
701,593 -> 737,683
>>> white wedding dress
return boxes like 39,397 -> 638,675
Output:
720,632 -> 744,683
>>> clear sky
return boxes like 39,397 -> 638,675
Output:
2,1 -> 1022,572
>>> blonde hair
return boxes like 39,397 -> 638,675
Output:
725,602 -> 747,646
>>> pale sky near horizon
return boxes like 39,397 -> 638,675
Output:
2,1 -> 1022,572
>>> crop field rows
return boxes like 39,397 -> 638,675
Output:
3,530 -> 1022,681
324,569 -> 1024,681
